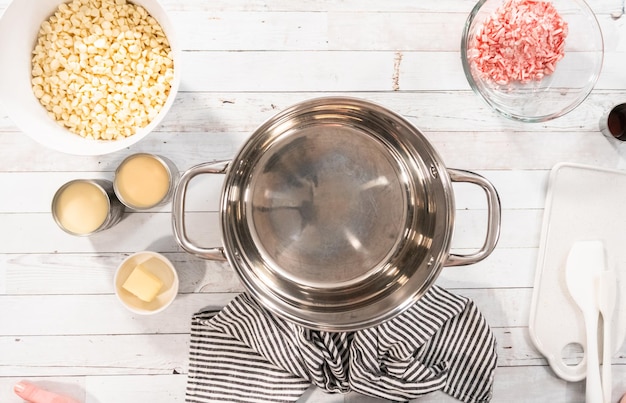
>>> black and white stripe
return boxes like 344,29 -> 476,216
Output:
185,285 -> 497,403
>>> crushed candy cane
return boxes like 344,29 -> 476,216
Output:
468,0 -> 568,85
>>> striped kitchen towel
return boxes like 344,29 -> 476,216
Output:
185,285 -> 497,403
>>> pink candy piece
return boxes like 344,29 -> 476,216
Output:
469,0 -> 568,85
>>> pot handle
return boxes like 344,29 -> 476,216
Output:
445,169 -> 501,267
172,161 -> 230,261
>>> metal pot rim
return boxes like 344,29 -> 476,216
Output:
221,96 -> 455,331
172,96 -> 501,331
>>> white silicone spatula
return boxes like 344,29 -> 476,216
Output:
565,240 -> 604,403
598,267 -> 617,403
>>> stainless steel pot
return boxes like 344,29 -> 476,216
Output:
172,97 -> 501,331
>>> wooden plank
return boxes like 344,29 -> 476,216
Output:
3,91 -> 626,134
437,247 -> 539,289
0,327 -> 624,377
0,377 -> 86,403
453,170 -> 550,210
0,169 -> 549,213
0,374 -> 595,403
179,51 -> 400,92
0,208 -> 543,254
171,12 -> 468,51
0,246 -> 536,296
156,0 -> 621,14
3,362 -> 626,403
0,293 -> 237,336
0,376 -> 191,403
491,366 -> 584,403
0,128 -> 622,173
1,0 -> 622,14
173,13 -> 625,52
165,90 -> 622,132
0,131 -> 249,172
0,252 -> 242,295
85,374 -> 187,403
0,368 -> 609,403
0,328 -> 577,376
458,288 -> 533,328
0,1 -> 623,402
0,247 -> 536,296
0,334 -> 190,376
153,0 -> 483,13
452,209 -> 544,249
0,211 -> 221,254
1,7 -> 622,52
0,288 -> 537,336
428,131 -> 623,171
172,11 -> 329,51
0,170 -> 225,213
177,51 -> 626,92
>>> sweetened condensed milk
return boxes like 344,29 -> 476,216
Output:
114,154 -> 176,209
53,180 -> 111,235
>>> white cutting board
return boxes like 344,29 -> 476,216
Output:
529,163 -> 626,382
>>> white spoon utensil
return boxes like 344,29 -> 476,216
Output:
598,268 -> 617,403
565,240 -> 605,403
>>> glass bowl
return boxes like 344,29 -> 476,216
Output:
461,0 -> 604,122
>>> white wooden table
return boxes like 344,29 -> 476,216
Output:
1,0 -> 626,402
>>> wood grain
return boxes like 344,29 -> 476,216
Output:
1,0 -> 626,401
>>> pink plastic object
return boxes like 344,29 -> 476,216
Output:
14,381 -> 80,403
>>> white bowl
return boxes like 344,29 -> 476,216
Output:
114,251 -> 179,315
0,0 -> 181,155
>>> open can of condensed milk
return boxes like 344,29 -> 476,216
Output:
114,153 -> 179,210
52,179 -> 125,236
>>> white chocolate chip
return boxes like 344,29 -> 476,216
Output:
31,0 -> 173,140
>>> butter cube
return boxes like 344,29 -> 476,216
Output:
122,263 -> 164,302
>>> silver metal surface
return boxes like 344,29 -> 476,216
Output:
114,153 -> 180,210
446,169 -> 501,267
172,161 -> 229,261
172,97 -> 501,331
52,179 -> 124,236
599,103 -> 626,141
248,125 -> 406,287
